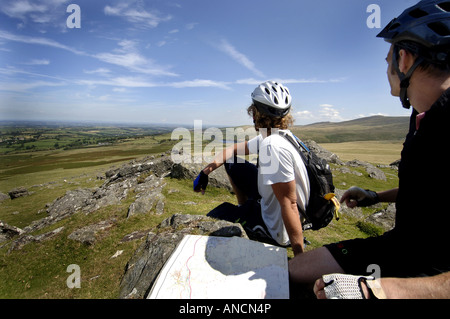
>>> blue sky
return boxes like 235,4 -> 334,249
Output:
0,0 -> 419,126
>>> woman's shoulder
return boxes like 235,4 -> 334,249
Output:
261,130 -> 292,146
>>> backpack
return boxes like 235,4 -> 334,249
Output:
279,131 -> 340,231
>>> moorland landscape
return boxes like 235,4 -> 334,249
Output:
0,116 -> 408,299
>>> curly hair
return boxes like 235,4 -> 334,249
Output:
247,104 -> 294,134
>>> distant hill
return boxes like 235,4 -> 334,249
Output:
291,116 -> 410,143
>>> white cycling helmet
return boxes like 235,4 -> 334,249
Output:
251,81 -> 292,118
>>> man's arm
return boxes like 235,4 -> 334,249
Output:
380,272 -> 450,299
314,272 -> 450,299
377,188 -> 399,203
272,180 -> 304,256
340,187 -> 399,208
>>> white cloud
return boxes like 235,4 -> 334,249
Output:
166,79 -> 231,90
186,23 -> 198,30
22,59 -> 50,65
1,0 -> 47,20
94,39 -> 177,76
295,110 -> 314,119
156,41 -> 167,47
83,68 -> 111,75
0,29 -> 86,56
0,30 -> 177,77
319,104 -> 343,121
0,80 -> 65,92
236,77 -> 346,86
216,39 -> 265,78
104,2 -> 172,29
1,0 -> 70,29
294,104 -> 345,124
77,77 -> 231,90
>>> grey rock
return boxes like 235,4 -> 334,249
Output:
121,230 -> 152,243
68,219 -> 116,245
345,159 -> 386,181
119,214 -> 247,299
0,192 -> 9,202
334,166 -> 363,176
127,176 -> 166,218
304,140 -> 344,165
366,166 -> 387,181
0,221 -> 24,243
171,162 -> 232,191
8,227 -> 64,251
8,187 -> 29,199
366,203 -> 396,231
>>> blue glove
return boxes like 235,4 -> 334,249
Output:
193,171 -> 209,193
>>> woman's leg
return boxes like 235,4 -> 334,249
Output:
223,157 -> 259,205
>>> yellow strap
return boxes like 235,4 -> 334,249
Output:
324,193 -> 341,221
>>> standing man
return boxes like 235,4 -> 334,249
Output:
289,0 -> 450,297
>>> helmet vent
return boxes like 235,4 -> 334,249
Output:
437,2 -> 450,12
265,88 -> 271,95
273,96 -> 279,105
428,21 -> 450,36
408,8 -> 428,19
272,86 -> 278,93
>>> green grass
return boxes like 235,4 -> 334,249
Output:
331,163 -> 399,191
0,177 -> 237,299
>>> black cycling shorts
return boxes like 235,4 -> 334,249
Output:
325,231 -> 448,278
206,157 -> 278,245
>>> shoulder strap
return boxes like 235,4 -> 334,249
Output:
278,131 -> 310,164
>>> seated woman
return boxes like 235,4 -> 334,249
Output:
194,81 -> 310,256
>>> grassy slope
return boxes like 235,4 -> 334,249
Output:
291,115 -> 409,143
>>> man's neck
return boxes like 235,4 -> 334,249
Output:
409,73 -> 450,113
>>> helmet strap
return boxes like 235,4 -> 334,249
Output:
393,45 -> 424,109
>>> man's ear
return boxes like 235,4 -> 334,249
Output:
398,49 -> 416,74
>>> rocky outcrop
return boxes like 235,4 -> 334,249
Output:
68,218 -> 117,245
0,221 -> 24,243
8,187 -> 30,199
366,203 -> 396,231
127,175 -> 166,218
345,159 -> 386,181
119,214 -> 247,299
304,140 -> 344,165
3,154 -> 233,250
8,227 -> 64,251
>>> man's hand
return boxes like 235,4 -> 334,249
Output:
314,275 -> 370,299
313,277 -> 327,299
193,171 -> 209,194
340,186 -> 379,208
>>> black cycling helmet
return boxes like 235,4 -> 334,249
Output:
377,0 -> 450,48
377,0 -> 450,109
